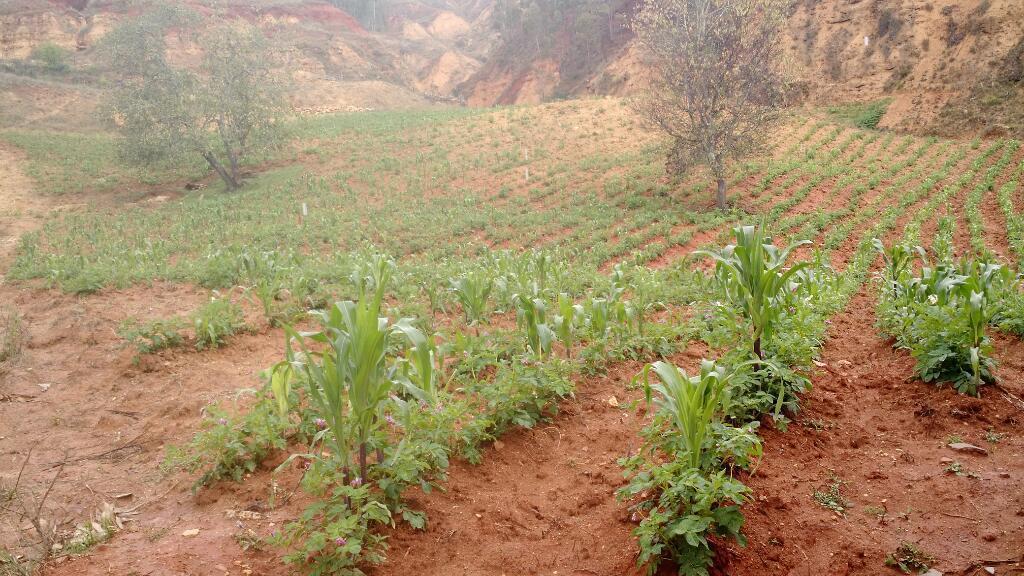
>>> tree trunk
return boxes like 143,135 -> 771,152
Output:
716,177 -> 727,210
202,151 -> 239,191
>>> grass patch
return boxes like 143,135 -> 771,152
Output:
0,306 -> 23,366
826,99 -> 892,129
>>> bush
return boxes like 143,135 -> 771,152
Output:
29,42 -> 71,72
118,316 -> 186,356
192,297 -> 246,350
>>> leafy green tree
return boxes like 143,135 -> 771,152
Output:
102,8 -> 289,190
632,0 -> 789,209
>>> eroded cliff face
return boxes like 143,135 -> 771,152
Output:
2,0 -> 1022,135
0,7 -> 82,58
457,0 -> 1024,135
0,0 -> 490,115
782,0 -> 1024,134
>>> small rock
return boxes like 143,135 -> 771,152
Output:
984,567 -> 995,575
940,457 -> 953,464
607,396 -> 619,408
948,442 -> 988,455
999,471 -> 1010,478
493,440 -> 505,451
837,360 -> 852,369
181,528 -> 200,537
923,570 -> 943,576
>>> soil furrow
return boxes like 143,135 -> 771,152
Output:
722,286 -> 1024,576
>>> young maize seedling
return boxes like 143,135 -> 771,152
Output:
585,297 -> 612,340
637,360 -> 731,470
872,238 -> 920,300
512,293 -> 555,359
696,223 -> 810,359
268,360 -> 293,419
240,250 -> 290,325
450,271 -> 493,328
393,319 -> 445,405
552,292 -> 583,357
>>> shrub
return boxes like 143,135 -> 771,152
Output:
29,42 -> 71,72
826,100 -> 891,129
192,296 -> 246,350
118,316 -> 186,356
853,100 -> 890,129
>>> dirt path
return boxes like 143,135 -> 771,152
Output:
375,362 -> 648,576
0,145 -> 56,269
723,287 -> 1024,576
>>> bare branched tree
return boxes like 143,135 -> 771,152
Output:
632,0 -> 789,209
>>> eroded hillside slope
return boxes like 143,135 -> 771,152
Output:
1,0 -> 1022,136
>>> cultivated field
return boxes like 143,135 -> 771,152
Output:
1,98 -> 1023,576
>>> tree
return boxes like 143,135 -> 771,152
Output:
632,0 -> 788,209
102,8 -> 289,191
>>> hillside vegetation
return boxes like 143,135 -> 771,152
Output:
1,0 -> 1022,136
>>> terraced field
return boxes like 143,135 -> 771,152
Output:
1,99 -> 1023,576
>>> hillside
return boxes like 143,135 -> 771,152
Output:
0,0 -> 1022,135
0,0 -> 492,121
459,0 -> 1024,137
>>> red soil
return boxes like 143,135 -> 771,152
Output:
720,289 -> 1024,576
5,127 -> 1024,576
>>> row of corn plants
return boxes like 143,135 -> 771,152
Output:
166,253 -> 705,574
618,223 -> 842,575
615,134 -> 1000,574
872,241 -> 1018,395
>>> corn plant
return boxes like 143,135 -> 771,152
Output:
637,360 -> 730,469
512,293 -> 555,359
449,271 -> 493,327
350,254 -> 395,302
872,238 -> 919,300
696,224 -> 810,359
393,319 -> 445,405
621,358 -> 761,576
584,297 -> 613,340
287,259 -> 398,485
605,263 -> 628,303
874,243 -> 999,395
423,281 -> 448,314
552,292 -> 583,357
192,296 -> 246,350
932,214 -> 955,263
240,250 -> 291,325
623,271 -> 663,337
268,360 -> 293,419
